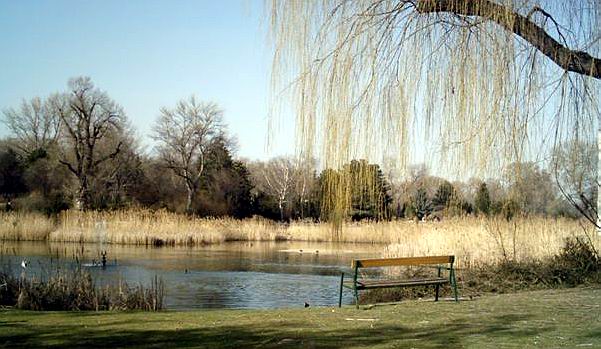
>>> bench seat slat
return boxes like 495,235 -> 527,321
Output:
346,277 -> 448,290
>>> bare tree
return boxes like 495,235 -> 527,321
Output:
88,129 -> 141,209
249,157 -> 299,221
504,162 -> 558,215
152,96 -> 224,213
294,158 -> 317,219
49,77 -> 126,210
551,140 -> 598,222
2,97 -> 61,155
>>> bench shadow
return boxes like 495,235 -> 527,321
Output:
0,312 -> 553,348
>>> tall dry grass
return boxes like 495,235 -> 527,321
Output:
288,217 -> 599,267
49,210 -> 287,245
1,209 -> 597,267
0,211 -> 56,241
381,217 -> 599,268
0,268 -> 164,311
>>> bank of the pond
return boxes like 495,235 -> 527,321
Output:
0,286 -> 599,348
0,240 -> 377,310
1,209 -> 596,268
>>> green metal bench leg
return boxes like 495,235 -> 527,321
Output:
352,265 -> 359,309
451,269 -> 459,302
338,273 -> 344,308
435,266 -> 441,301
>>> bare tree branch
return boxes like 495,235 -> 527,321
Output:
416,0 -> 601,78
152,95 -> 224,213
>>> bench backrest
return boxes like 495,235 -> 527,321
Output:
352,255 -> 454,269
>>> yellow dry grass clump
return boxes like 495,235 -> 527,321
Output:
0,211 -> 56,241
1,209 -> 597,267
50,210 -> 286,245
382,217 -> 599,268
288,217 -> 599,266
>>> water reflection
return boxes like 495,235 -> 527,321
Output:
0,240 -> 381,309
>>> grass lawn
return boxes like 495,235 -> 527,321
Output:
0,286 -> 599,348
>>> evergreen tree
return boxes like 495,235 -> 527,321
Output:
0,148 -> 27,201
196,138 -> 252,218
475,182 -> 491,216
432,181 -> 454,211
412,187 -> 432,220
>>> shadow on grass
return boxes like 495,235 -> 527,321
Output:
0,312 -> 552,348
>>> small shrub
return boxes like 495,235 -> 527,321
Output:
0,269 -> 164,311
549,237 -> 600,285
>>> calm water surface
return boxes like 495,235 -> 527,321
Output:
0,241 -> 382,309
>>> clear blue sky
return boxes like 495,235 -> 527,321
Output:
0,0 -> 293,160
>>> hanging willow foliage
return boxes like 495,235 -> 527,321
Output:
268,0 -> 600,226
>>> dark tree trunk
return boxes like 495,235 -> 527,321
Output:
76,176 -> 91,210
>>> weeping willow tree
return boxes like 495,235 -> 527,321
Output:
268,0 -> 600,228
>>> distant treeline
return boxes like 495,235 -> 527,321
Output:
0,77 -> 595,222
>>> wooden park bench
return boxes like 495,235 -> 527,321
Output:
338,255 -> 459,308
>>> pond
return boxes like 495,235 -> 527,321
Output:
0,241 -> 383,309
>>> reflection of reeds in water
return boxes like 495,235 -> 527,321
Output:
1,210 -> 598,266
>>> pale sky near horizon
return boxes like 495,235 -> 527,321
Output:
0,0 -> 295,160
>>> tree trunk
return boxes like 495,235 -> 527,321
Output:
278,201 -> 284,222
76,176 -> 90,210
185,186 -> 194,214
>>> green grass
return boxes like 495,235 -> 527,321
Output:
0,287 -> 599,348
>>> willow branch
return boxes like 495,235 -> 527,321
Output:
416,0 -> 601,79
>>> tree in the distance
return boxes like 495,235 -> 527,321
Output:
152,96 -> 224,213
196,137 -> 253,218
504,162 -> 558,216
50,77 -> 127,210
346,160 -> 392,221
0,148 -> 27,202
551,140 -> 597,221
88,134 -> 144,210
432,181 -> 455,212
248,157 -> 298,222
2,97 -> 61,156
475,182 -> 491,216
412,187 -> 432,221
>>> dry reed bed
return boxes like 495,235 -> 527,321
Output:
382,217 -> 599,268
0,211 -> 56,241
50,210 -> 286,245
1,210 -> 598,267
289,217 -> 599,267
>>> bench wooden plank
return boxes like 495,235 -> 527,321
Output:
356,278 -> 448,289
352,255 -> 454,268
